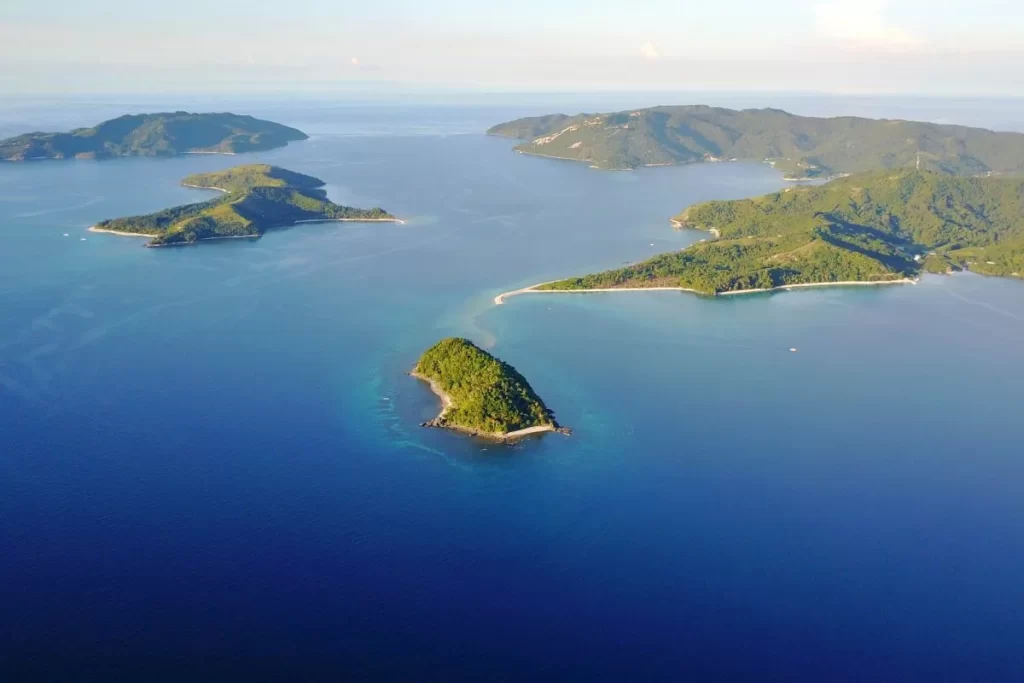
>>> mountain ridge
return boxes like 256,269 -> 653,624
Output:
488,105 -> 1024,178
91,164 -> 396,247
0,112 -> 308,161
535,169 -> 1024,294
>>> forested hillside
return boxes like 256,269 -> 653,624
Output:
540,170 -> 1024,293
489,106 -> 1024,178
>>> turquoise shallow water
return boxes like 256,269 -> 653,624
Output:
2,98 -> 1024,681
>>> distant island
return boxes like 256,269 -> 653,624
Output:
412,337 -> 568,440
0,112 -> 307,161
495,170 -> 1024,299
488,105 -> 1024,178
90,164 -> 398,247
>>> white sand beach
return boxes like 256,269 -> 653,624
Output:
292,217 -> 405,224
494,278 -> 916,305
181,183 -> 229,192
88,226 -> 155,237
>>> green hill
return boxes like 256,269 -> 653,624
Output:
0,112 -> 307,161
488,105 -> 1024,178
181,164 -> 325,193
539,170 -> 1024,294
92,164 -> 396,247
412,338 -> 562,438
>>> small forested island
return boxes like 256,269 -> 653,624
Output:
0,112 -> 307,161
501,170 -> 1024,297
412,338 -> 568,440
488,105 -> 1024,178
91,164 -> 397,247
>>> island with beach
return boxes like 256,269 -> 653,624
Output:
412,337 -> 569,441
496,169 -> 1024,300
90,164 -> 399,247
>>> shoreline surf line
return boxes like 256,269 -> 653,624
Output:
145,234 -> 260,247
181,183 -> 230,192
718,278 -> 917,295
292,217 -> 405,224
494,278 -> 917,305
87,226 -> 155,237
89,217 -> 404,242
88,226 -> 259,244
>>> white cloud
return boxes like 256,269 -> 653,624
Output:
814,0 -> 918,48
640,41 -> 659,60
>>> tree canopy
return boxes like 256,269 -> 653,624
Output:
488,105 -> 1024,177
541,170 -> 1024,294
0,112 -> 308,161
415,338 -> 558,435
94,164 -> 395,247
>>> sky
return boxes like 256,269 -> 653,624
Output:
1,0 -> 1022,95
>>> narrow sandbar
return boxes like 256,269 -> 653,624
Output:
88,226 -> 155,237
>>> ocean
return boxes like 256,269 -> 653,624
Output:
2,95 -> 1024,682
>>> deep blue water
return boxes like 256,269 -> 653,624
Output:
2,97 -> 1024,682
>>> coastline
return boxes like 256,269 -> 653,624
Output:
508,150 -> 806,174
669,220 -> 719,239
717,278 -> 918,295
410,370 -> 559,441
181,183 -> 230,193
292,217 -> 405,224
494,277 -> 916,304
495,283 -> 701,305
513,148 -> 629,170
145,234 -> 260,248
88,226 -> 155,237
89,225 -> 258,245
88,216 -> 402,246
513,148 -> 589,163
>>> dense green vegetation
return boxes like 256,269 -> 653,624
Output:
93,164 -> 395,247
182,165 -> 324,193
487,113 -> 573,141
540,170 -> 1024,294
414,338 -> 558,436
488,105 -> 1024,177
0,112 -> 307,161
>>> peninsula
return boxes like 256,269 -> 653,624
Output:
90,164 -> 397,247
412,338 -> 567,441
498,170 -> 1024,298
0,112 -> 307,161
488,105 -> 1024,178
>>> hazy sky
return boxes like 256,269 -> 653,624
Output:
2,0 -> 1021,95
